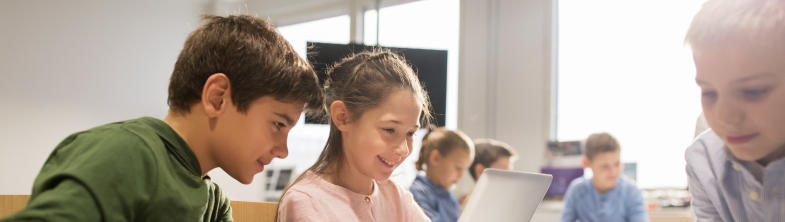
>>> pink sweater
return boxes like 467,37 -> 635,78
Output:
277,171 -> 431,222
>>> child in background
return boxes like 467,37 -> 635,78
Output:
468,139 -> 517,182
1,15 -> 323,222
277,49 -> 431,222
561,133 -> 647,222
410,127 -> 475,222
461,138 -> 518,211
685,0 -> 785,221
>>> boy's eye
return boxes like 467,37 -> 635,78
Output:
275,122 -> 286,129
383,128 -> 395,133
743,88 -> 769,100
406,131 -> 416,136
701,91 -> 717,99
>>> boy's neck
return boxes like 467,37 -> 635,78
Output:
321,162 -> 375,196
162,111 -> 217,178
757,144 -> 785,166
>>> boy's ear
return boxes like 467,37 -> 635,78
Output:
202,73 -> 231,118
474,164 -> 485,180
428,149 -> 442,165
581,156 -> 590,169
331,101 -> 349,131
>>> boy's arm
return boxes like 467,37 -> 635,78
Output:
686,161 -> 724,221
4,131 -> 158,222
684,140 -> 724,222
625,186 -> 649,222
0,179 -> 101,222
559,181 -> 578,222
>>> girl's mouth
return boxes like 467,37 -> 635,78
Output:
378,156 -> 396,168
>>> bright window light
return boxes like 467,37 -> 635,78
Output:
558,0 -> 707,188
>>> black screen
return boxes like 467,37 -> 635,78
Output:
305,42 -> 448,127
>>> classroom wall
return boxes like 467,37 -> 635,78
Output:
455,0 -> 553,192
0,0 -> 211,194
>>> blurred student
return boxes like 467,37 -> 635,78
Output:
461,138 -> 518,211
410,127 -> 475,222
276,49 -> 431,222
561,133 -> 647,222
684,0 -> 785,221
0,15 -> 323,222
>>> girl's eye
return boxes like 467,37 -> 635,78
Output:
275,122 -> 285,129
406,131 -> 416,136
384,128 -> 395,133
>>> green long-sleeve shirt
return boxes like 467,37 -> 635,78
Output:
1,117 -> 233,222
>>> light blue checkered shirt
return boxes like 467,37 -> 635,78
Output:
686,130 -> 785,222
560,175 -> 648,222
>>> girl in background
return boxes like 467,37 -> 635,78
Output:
410,126 -> 475,222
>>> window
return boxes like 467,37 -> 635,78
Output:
557,0 -> 707,188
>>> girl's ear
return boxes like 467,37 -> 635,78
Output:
428,149 -> 441,166
331,101 -> 349,131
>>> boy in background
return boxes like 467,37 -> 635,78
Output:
685,0 -> 785,221
461,138 -> 518,211
561,133 -> 647,222
1,14 -> 323,221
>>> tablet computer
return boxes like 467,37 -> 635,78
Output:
459,169 -> 553,222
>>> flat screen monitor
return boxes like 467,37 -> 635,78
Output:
305,42 -> 448,127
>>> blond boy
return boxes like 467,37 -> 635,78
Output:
685,0 -> 785,221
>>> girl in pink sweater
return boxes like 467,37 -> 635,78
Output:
277,49 -> 432,222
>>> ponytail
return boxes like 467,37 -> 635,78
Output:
415,125 -> 438,171
415,125 -> 474,171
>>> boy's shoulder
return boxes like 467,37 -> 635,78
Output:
50,117 -> 165,159
685,129 -> 726,178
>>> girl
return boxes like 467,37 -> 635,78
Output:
410,126 -> 475,222
277,49 -> 432,222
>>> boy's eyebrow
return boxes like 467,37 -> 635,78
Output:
733,72 -> 777,84
275,113 -> 296,126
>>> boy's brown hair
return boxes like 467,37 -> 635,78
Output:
685,0 -> 785,50
168,14 -> 323,115
584,133 -> 620,161
468,138 -> 517,180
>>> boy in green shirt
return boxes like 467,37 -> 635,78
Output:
1,14 -> 323,222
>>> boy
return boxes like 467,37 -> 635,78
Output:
461,138 -> 517,211
468,139 -> 517,181
1,14 -> 323,221
560,133 -> 647,222
684,0 -> 785,221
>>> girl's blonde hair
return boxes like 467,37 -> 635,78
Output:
415,126 -> 475,171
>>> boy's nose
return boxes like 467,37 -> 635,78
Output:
273,138 -> 289,159
715,98 -> 744,126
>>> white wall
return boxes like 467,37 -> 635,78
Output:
457,1 -> 555,220
456,0 -> 553,193
0,0 -> 212,194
